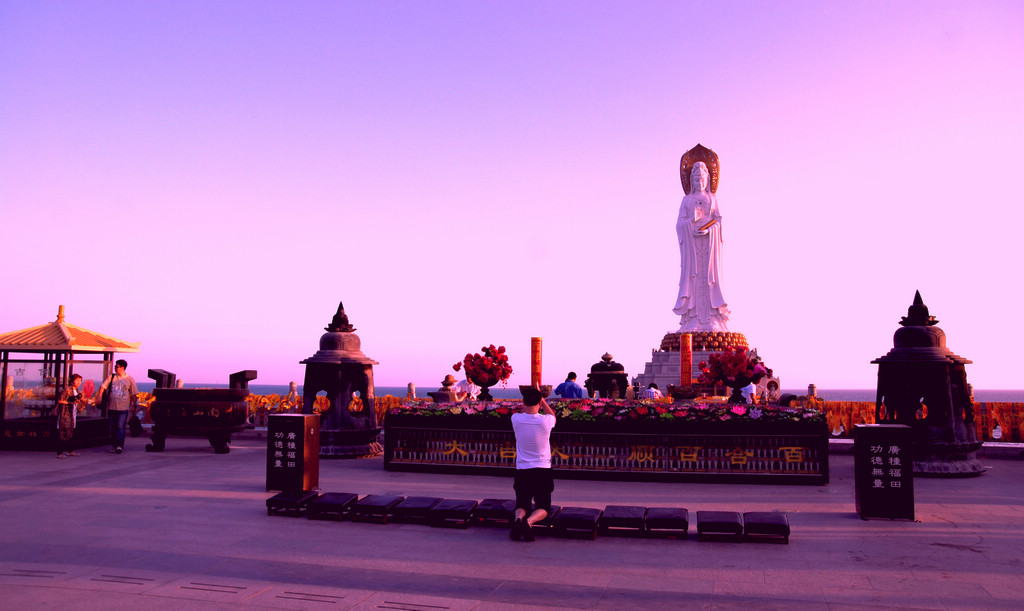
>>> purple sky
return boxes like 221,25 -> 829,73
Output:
3,1 -> 1023,389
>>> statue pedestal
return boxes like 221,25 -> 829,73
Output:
634,332 -> 748,391
634,350 -> 713,390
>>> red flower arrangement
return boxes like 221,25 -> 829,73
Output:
697,346 -> 771,404
456,345 -> 513,399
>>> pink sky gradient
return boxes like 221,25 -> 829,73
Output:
3,2 -> 1023,389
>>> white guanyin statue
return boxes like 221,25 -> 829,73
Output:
674,145 -> 730,332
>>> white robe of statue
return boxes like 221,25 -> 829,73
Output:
674,162 -> 730,332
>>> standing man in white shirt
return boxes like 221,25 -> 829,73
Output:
509,386 -> 556,542
97,359 -> 139,454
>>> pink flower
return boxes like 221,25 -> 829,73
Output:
730,406 -> 747,416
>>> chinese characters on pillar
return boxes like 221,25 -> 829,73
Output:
854,424 -> 914,520
270,430 -> 300,469
265,413 -> 318,492
869,444 -> 905,490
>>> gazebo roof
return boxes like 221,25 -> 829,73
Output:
0,306 -> 140,353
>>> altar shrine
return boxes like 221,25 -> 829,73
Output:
385,403 -> 829,485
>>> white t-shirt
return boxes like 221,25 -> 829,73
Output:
741,383 -> 756,401
511,412 -> 556,469
454,379 -> 480,399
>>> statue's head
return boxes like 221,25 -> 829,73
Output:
690,162 -> 710,194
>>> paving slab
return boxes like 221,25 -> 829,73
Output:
1,433 -> 1023,609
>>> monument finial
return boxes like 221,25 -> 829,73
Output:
900,290 -> 938,327
326,301 -> 356,333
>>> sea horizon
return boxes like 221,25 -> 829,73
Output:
132,382 -> 1024,403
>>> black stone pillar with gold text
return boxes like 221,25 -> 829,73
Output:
855,424 -> 914,520
266,413 -> 320,492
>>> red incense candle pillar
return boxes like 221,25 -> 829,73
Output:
679,333 -> 692,387
530,337 -> 542,387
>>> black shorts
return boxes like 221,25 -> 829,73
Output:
514,468 -> 554,513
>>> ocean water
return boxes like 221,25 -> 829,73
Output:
134,382 -> 1024,403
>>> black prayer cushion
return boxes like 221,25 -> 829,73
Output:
743,511 -> 790,537
601,505 -> 646,527
645,507 -> 689,529
555,506 -> 603,530
394,496 -> 443,516
696,510 -> 743,536
308,492 -> 358,518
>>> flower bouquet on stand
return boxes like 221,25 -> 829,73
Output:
455,344 -> 513,401
697,346 -> 771,404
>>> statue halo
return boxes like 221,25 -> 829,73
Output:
680,143 -> 720,194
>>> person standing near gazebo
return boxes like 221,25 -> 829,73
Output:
97,359 -> 139,454
55,374 -> 84,458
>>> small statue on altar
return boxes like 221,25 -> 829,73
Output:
674,144 -> 730,332
283,381 -> 300,412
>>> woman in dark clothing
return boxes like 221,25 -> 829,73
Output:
55,374 -> 84,458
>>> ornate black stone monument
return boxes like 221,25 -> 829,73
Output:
584,353 -> 629,399
871,292 -> 983,476
300,303 -> 381,458
146,369 -> 256,454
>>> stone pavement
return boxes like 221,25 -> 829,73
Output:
1,433 -> 1022,610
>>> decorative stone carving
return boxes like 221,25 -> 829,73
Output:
871,292 -> 983,476
300,302 -> 381,458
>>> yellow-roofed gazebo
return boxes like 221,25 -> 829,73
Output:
1,306 -> 140,450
